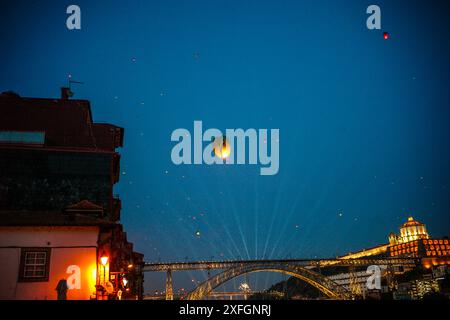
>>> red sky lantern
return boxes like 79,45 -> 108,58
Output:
383,32 -> 389,40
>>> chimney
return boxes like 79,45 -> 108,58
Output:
60,87 -> 73,100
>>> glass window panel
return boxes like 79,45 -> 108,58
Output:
22,250 -> 48,278
36,252 -> 46,259
0,131 -> 45,144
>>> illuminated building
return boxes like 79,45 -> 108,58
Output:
387,217 -> 450,262
410,274 -> 440,299
394,274 -> 441,300
334,216 -> 449,299
389,238 -> 450,259
393,282 -> 413,300
388,216 -> 429,245
0,90 -> 143,300
338,216 -> 449,264
338,244 -> 389,260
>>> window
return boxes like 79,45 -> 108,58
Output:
19,248 -> 51,282
0,131 -> 45,145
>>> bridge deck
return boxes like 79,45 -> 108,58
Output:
143,258 -> 419,272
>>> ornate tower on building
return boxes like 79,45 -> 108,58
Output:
389,216 -> 429,245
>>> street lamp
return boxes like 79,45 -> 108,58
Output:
100,253 -> 109,284
100,255 -> 109,266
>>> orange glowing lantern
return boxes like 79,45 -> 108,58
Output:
213,135 -> 230,160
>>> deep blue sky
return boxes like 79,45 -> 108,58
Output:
1,0 -> 449,293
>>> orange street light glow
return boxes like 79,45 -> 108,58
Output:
100,255 -> 109,266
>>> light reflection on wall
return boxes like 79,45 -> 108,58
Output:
89,263 -> 97,295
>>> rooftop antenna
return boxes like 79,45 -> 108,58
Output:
66,74 -> 84,98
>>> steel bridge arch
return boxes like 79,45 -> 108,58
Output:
187,263 -> 353,300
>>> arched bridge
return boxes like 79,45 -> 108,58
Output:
186,262 -> 352,300
143,258 -> 418,300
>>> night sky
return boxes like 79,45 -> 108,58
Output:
1,0 -> 449,293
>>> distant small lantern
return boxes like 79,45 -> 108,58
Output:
383,32 -> 389,40
195,231 -> 201,237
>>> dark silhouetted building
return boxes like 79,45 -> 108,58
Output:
0,89 -> 143,300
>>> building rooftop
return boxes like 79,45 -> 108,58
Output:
401,216 -> 425,228
0,90 -> 123,152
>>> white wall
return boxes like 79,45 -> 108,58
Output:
0,226 -> 100,300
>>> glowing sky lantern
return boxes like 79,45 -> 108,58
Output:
213,135 -> 230,160
383,32 -> 389,40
